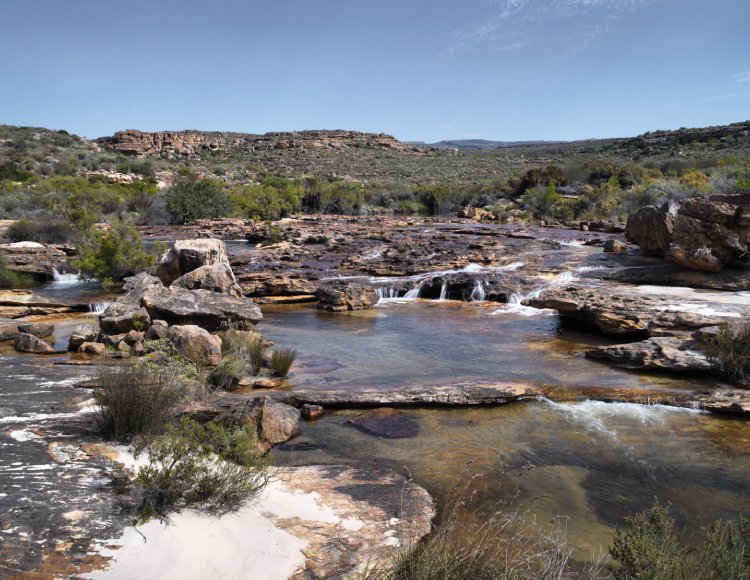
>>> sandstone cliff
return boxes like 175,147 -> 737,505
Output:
97,129 -> 431,158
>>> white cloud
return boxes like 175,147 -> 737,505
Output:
732,71 -> 750,84
448,0 -> 659,55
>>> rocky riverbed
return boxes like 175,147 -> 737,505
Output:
1,209 -> 750,577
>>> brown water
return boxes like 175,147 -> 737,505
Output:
261,300 -> 750,554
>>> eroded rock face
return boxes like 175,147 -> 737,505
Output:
315,282 -> 378,311
625,205 -> 674,257
626,196 -> 750,271
171,262 -> 243,297
166,324 -> 222,366
157,239 -> 229,286
142,286 -> 262,330
0,242 -> 68,279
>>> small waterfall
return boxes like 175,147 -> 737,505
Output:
438,282 -> 448,301
51,268 -> 80,285
89,301 -> 111,315
403,283 -> 422,299
375,286 -> 399,300
469,280 -> 485,301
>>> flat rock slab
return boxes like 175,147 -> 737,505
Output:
346,407 -> 420,438
86,464 -> 434,580
264,382 -> 543,408
586,336 -> 712,373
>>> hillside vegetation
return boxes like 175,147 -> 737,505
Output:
0,122 -> 749,232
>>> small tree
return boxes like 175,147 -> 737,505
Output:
72,221 -> 163,283
165,175 -> 231,224
522,183 -> 563,221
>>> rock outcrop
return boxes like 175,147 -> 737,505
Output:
157,239 -> 230,286
98,129 -> 430,159
172,262 -> 243,297
142,286 -> 262,330
315,282 -> 378,312
0,242 -> 68,279
14,333 -> 54,354
626,196 -> 750,271
586,337 -> 711,373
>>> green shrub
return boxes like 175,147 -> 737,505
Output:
221,329 -> 266,375
72,221 -> 163,283
705,320 -> 750,386
165,175 -> 231,224
522,183 -> 563,221
610,499 -> 750,580
95,350 -> 198,442
270,348 -> 296,377
5,218 -> 78,244
208,354 -> 248,390
0,255 -> 18,288
132,418 -> 271,524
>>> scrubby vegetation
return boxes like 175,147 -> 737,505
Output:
95,342 -> 199,441
1,123 -> 749,232
270,347 -> 296,377
208,330 -> 268,389
72,221 -> 163,283
705,320 -> 750,387
610,500 -> 750,579
132,418 -> 272,524
0,255 -> 18,288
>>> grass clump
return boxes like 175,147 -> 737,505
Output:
0,255 -> 19,288
221,329 -> 266,374
270,347 -> 296,377
208,354 -> 249,390
132,418 -> 272,524
95,344 -> 199,442
705,320 -> 750,386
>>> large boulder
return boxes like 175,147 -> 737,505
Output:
17,322 -> 54,338
315,282 -> 378,311
14,333 -> 55,354
626,196 -> 750,271
227,396 -> 301,451
142,286 -> 262,330
99,273 -> 161,334
167,324 -> 222,366
157,239 -> 229,286
171,262 -> 243,297
625,204 -> 675,257
0,323 -> 19,341
586,336 -> 712,373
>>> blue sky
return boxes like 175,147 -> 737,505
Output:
2,0 -> 748,141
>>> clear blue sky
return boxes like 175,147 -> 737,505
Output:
2,0 -> 748,142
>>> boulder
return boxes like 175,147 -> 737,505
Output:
144,319 -> 169,340
14,333 -> 54,354
603,239 -> 627,253
17,322 -> 54,338
301,404 -> 325,421
142,286 -> 262,330
167,324 -> 222,366
68,324 -> 98,351
227,396 -> 301,450
157,239 -> 229,286
315,282 -> 378,312
100,306 -> 151,335
625,204 -> 674,257
626,196 -> 750,271
0,323 -> 19,341
171,262 -> 243,297
78,342 -> 105,356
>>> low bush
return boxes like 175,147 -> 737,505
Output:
132,418 -> 272,524
5,218 -> 78,244
208,354 -> 248,390
221,329 -> 266,375
165,175 -> 231,224
0,255 -> 18,288
95,347 -> 198,442
270,348 -> 296,377
610,499 -> 750,579
705,320 -> 750,386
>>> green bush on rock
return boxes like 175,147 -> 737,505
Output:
705,320 -> 750,386
132,418 -> 272,524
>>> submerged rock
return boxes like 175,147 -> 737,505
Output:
347,407 -> 420,438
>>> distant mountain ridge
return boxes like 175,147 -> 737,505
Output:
408,139 -> 566,150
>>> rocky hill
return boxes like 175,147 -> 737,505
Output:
97,129 -> 432,159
